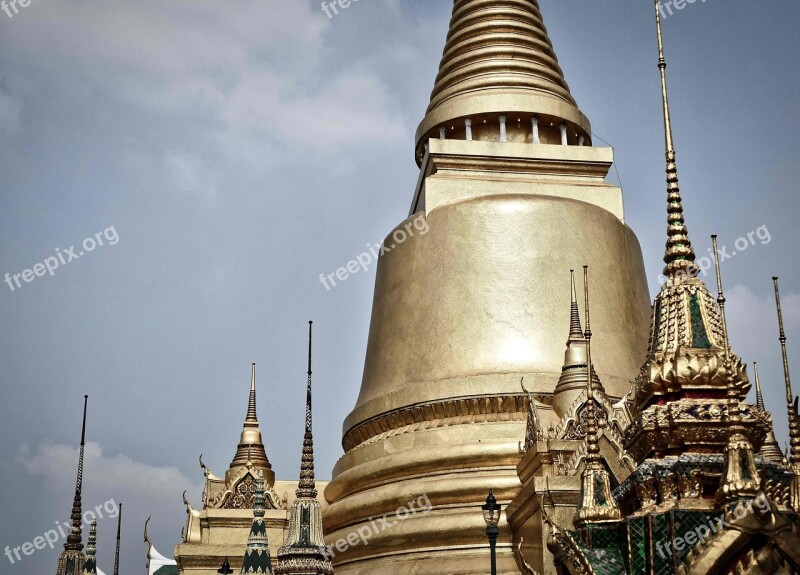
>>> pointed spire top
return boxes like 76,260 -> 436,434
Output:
229,364 -> 272,479
65,395 -> 88,551
568,269 -> 583,341
654,0 -> 697,279
297,321 -> 317,499
753,362 -> 766,411
246,363 -> 258,424
113,503 -> 122,575
82,519 -> 97,575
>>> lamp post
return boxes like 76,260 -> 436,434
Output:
217,558 -> 234,574
482,489 -> 501,575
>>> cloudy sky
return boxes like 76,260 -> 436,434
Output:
1,0 -> 798,572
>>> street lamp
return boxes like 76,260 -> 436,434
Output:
217,558 -> 234,574
482,489 -> 501,575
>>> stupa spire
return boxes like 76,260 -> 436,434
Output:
229,364 -> 273,484
654,0 -> 696,279
56,395 -> 88,575
297,321 -> 316,499
712,235 -> 760,503
415,0 -> 591,158
275,322 -> 333,575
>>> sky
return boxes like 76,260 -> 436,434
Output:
0,0 -> 798,572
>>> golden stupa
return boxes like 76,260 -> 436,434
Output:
323,0 -> 651,572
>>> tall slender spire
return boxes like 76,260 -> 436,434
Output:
229,363 -> 273,484
713,235 -> 760,503
774,277 -> 800,509
568,269 -> 583,342
70,395 -> 88,549
297,321 -> 316,499
583,266 -> 599,465
241,472 -> 274,574
275,322 -> 333,575
81,519 -> 97,575
654,0 -> 696,279
575,266 -> 620,528
56,395 -> 88,575
753,362 -> 766,411
113,504 -> 122,575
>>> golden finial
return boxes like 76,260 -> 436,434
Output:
773,277 -> 800,502
583,265 -> 599,463
712,235 -> 760,502
774,277 -> 795,409
654,0 -> 696,279
753,362 -> 766,411
568,269 -> 583,341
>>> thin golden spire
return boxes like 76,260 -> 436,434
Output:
774,277 -> 795,408
712,235 -> 760,503
568,269 -> 583,341
773,277 -> 800,488
654,0 -> 696,279
753,362 -> 766,411
583,266 -> 599,464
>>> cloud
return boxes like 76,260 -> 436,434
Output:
18,442 -> 200,501
0,0 -> 404,154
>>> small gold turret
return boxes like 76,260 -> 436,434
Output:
553,270 -> 602,418
228,363 -> 274,487
752,362 -> 785,465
